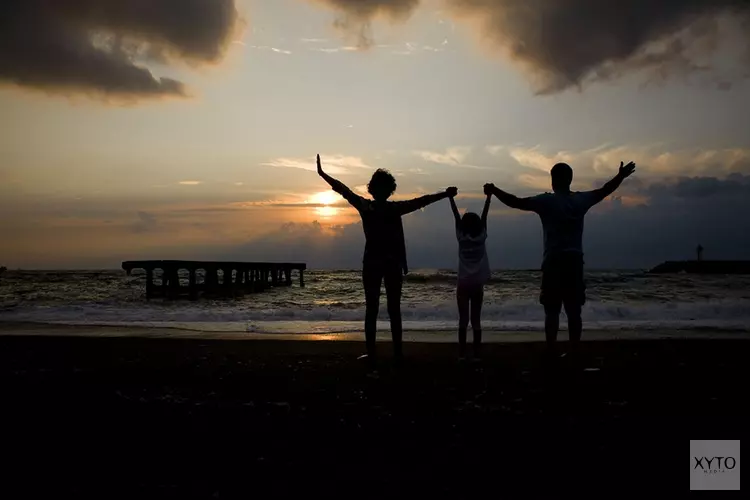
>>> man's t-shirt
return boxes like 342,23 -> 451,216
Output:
524,191 -> 600,265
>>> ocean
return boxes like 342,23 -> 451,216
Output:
1,269 -> 749,334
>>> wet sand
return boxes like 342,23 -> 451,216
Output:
1,325 -> 748,497
2,320 -> 749,341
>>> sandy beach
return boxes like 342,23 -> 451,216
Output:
1,322 -> 748,497
3,320 -> 750,341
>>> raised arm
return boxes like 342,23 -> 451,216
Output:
317,154 -> 364,208
586,161 -> 636,206
395,186 -> 458,216
448,195 -> 461,230
484,183 -> 538,212
481,193 -> 492,229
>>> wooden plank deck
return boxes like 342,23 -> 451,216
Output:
122,260 -> 306,299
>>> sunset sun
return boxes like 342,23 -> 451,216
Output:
311,191 -> 339,206
310,190 -> 340,218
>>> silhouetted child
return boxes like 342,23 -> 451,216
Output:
449,192 -> 492,360
317,154 -> 457,372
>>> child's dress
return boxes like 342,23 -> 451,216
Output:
457,228 -> 490,287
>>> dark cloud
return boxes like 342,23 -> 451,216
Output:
313,0 -> 750,92
646,173 -> 750,199
581,178 -> 750,266
312,0 -> 419,18
0,0 -> 240,98
5,1 -> 745,98
308,0 -> 420,46
446,0 -> 750,93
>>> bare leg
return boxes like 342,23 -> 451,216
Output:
384,265 -> 404,366
470,286 -> 484,358
563,300 -> 582,369
544,300 -> 562,349
362,265 -> 382,370
456,285 -> 470,359
564,300 -> 582,346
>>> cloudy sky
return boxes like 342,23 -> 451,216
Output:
2,0 -> 749,269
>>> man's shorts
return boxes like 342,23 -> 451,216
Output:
539,252 -> 586,307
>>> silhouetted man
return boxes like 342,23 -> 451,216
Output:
317,154 -> 457,371
485,161 -> 636,357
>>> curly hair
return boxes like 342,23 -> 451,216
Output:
367,169 -> 397,200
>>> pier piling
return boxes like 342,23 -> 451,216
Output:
122,260 -> 307,299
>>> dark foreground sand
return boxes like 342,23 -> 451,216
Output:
1,328 -> 748,498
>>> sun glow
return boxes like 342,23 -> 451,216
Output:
310,190 -> 340,218
310,191 -> 339,206
316,206 -> 338,217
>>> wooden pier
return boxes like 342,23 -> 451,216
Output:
122,260 -> 306,299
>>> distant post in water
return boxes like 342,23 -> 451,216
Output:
696,244 -> 704,262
